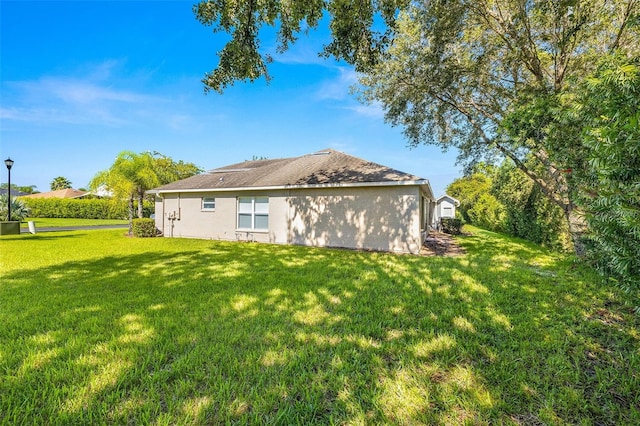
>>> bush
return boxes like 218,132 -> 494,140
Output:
22,198 -> 154,220
132,218 -> 158,237
440,218 -> 463,235
0,195 -> 31,221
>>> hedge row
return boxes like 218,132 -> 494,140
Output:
22,198 -> 154,219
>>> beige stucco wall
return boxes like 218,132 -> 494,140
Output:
155,190 -> 288,243
154,185 -> 427,254
286,186 -> 423,254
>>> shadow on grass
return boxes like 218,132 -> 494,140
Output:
0,232 -> 89,241
1,232 -> 638,424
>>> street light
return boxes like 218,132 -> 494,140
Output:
4,158 -> 14,222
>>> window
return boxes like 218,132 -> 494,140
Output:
238,196 -> 269,230
202,197 -> 216,210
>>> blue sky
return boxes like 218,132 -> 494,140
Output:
1,0 -> 461,196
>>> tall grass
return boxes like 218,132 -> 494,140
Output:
1,227 -> 638,424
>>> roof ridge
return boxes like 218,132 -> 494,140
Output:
152,148 -> 429,193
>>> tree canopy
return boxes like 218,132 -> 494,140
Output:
50,176 -> 72,191
193,0 -> 411,92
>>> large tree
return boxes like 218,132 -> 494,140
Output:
358,0 -> 638,253
151,151 -> 203,185
194,0 -> 639,254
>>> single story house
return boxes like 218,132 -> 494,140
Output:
433,195 -> 460,224
150,149 -> 436,254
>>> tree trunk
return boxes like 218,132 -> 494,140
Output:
128,196 -> 134,236
137,190 -> 144,219
564,203 -> 587,257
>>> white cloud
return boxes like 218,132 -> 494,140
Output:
309,67 -> 387,120
2,61 -> 164,127
314,67 -> 358,100
273,44 -> 326,66
344,101 -> 386,119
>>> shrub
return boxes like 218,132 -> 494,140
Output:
440,218 -> 463,235
132,218 -> 157,237
0,195 -> 31,221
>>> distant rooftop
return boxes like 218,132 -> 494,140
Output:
21,188 -> 90,199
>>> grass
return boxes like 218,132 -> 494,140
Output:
19,218 -> 128,228
0,226 -> 638,424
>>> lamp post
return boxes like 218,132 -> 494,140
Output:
4,158 -> 14,222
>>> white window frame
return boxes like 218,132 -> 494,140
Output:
202,197 -> 216,211
237,196 -> 268,231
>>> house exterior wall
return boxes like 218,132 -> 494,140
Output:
286,186 -> 423,254
155,190 -> 288,243
154,185 -> 426,254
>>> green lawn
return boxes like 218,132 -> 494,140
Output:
20,218 -> 128,228
1,227 -> 638,424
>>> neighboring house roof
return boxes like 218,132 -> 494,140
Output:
437,194 -> 460,206
151,149 -> 433,197
0,188 -> 30,197
21,188 -> 90,199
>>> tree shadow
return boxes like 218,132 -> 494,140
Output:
286,187 -> 425,254
1,234 -> 638,424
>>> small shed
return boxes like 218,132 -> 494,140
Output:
434,195 -> 460,226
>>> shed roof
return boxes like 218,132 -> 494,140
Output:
152,149 -> 433,197
437,194 -> 460,205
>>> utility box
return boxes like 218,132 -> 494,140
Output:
0,221 -> 20,236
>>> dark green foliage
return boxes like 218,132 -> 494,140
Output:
440,218 -> 463,235
193,0 -> 408,92
576,56 -> 640,293
132,218 -> 157,237
23,198 -> 153,220
493,161 -> 570,251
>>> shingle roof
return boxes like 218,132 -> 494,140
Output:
21,188 -> 89,199
0,189 -> 30,197
152,149 -> 428,192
